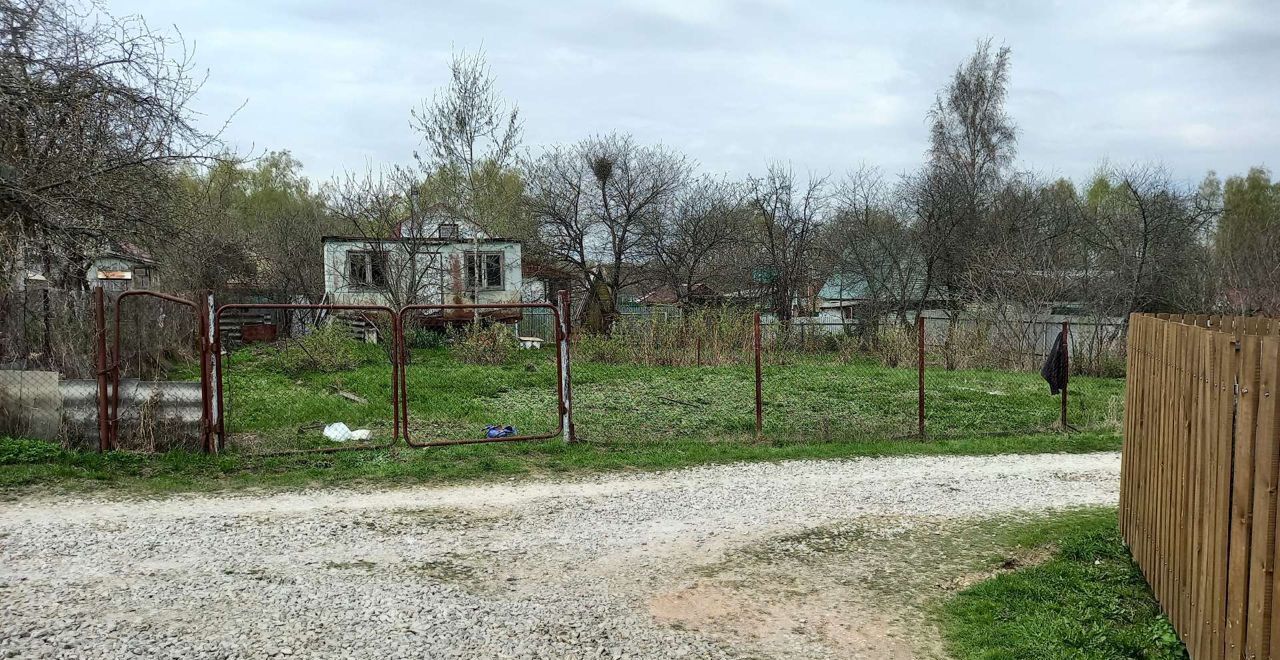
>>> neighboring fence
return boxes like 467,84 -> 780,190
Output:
4,288 -> 1116,453
1120,313 -> 1280,660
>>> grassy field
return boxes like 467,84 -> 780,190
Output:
942,508 -> 1186,659
0,339 -> 1123,494
214,343 -> 1125,453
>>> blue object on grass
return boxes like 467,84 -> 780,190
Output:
485,425 -> 517,438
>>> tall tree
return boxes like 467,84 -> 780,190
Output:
0,0 -> 220,282
919,38 -> 1017,295
747,164 -> 829,322
526,133 -> 690,332
1216,167 -> 1280,314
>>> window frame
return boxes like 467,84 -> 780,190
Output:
346,250 -> 388,289
464,251 -> 505,291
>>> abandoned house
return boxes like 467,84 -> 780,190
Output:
321,218 -> 523,324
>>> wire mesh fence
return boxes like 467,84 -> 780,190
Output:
215,305 -> 399,454
109,291 -> 205,452
3,288 -> 1128,454
0,287 -> 103,447
400,304 -> 566,446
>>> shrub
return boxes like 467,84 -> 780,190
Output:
451,322 -> 518,365
263,323 -> 381,376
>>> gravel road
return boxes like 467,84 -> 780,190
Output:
0,451 -> 1120,659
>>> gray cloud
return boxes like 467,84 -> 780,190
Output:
112,0 -> 1278,185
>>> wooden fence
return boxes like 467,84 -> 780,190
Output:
1121,313 -> 1280,659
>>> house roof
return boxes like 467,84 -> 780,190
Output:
521,259 -> 574,280
818,272 -> 942,304
637,283 -> 721,305
321,235 -> 522,244
100,242 -> 157,265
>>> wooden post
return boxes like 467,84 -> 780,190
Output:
558,289 -> 576,443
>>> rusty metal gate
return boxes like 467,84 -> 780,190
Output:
212,303 -> 400,454
398,292 -> 575,447
108,291 -> 213,452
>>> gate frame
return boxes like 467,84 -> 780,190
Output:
398,294 -> 575,447
108,290 -> 211,451
213,303 -> 401,454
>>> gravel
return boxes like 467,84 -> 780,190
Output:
0,451 -> 1120,659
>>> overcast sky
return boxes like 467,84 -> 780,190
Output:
110,0 -> 1279,187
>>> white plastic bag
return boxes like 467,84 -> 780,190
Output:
349,429 -> 372,441
323,422 -> 352,442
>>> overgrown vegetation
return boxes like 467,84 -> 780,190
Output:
257,323 -> 387,376
942,508 -> 1186,659
450,322 -> 518,365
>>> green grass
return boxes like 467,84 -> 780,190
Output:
942,508 -> 1187,660
1,341 -> 1126,494
0,431 -> 1121,496
213,344 -> 1124,452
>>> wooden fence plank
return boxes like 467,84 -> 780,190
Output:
1228,335 -> 1262,659
1246,336 -> 1280,658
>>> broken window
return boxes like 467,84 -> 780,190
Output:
464,252 -> 504,290
346,251 -> 387,288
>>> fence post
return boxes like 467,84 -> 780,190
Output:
754,311 -> 763,439
1060,320 -> 1070,430
917,313 -> 925,438
93,287 -> 110,452
558,289 -> 576,443
198,291 -> 215,453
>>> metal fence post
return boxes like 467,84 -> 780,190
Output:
93,287 -> 110,452
201,291 -> 217,453
917,313 -> 925,438
754,311 -> 763,439
1060,320 -> 1070,430
558,289 -> 576,443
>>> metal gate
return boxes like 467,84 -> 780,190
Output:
108,291 -> 212,451
398,293 -> 574,447
213,303 -> 400,454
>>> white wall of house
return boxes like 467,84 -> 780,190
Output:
322,238 -> 523,308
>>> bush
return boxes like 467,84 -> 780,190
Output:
263,323 -> 381,376
451,322 -> 518,365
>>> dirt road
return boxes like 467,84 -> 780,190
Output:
0,452 -> 1120,659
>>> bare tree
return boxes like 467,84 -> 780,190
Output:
411,50 -> 523,313
526,133 -> 690,332
1077,163 -> 1216,317
829,165 -> 921,329
642,175 -> 746,306
0,0 -> 223,281
747,164 -> 829,322
325,167 -> 445,311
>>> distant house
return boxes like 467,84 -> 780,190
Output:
636,283 -> 723,307
320,218 -> 523,323
520,259 -> 575,304
817,272 -> 950,320
85,243 -> 157,292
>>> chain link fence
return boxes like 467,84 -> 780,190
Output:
3,290 -> 1127,453
0,287 -> 103,448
